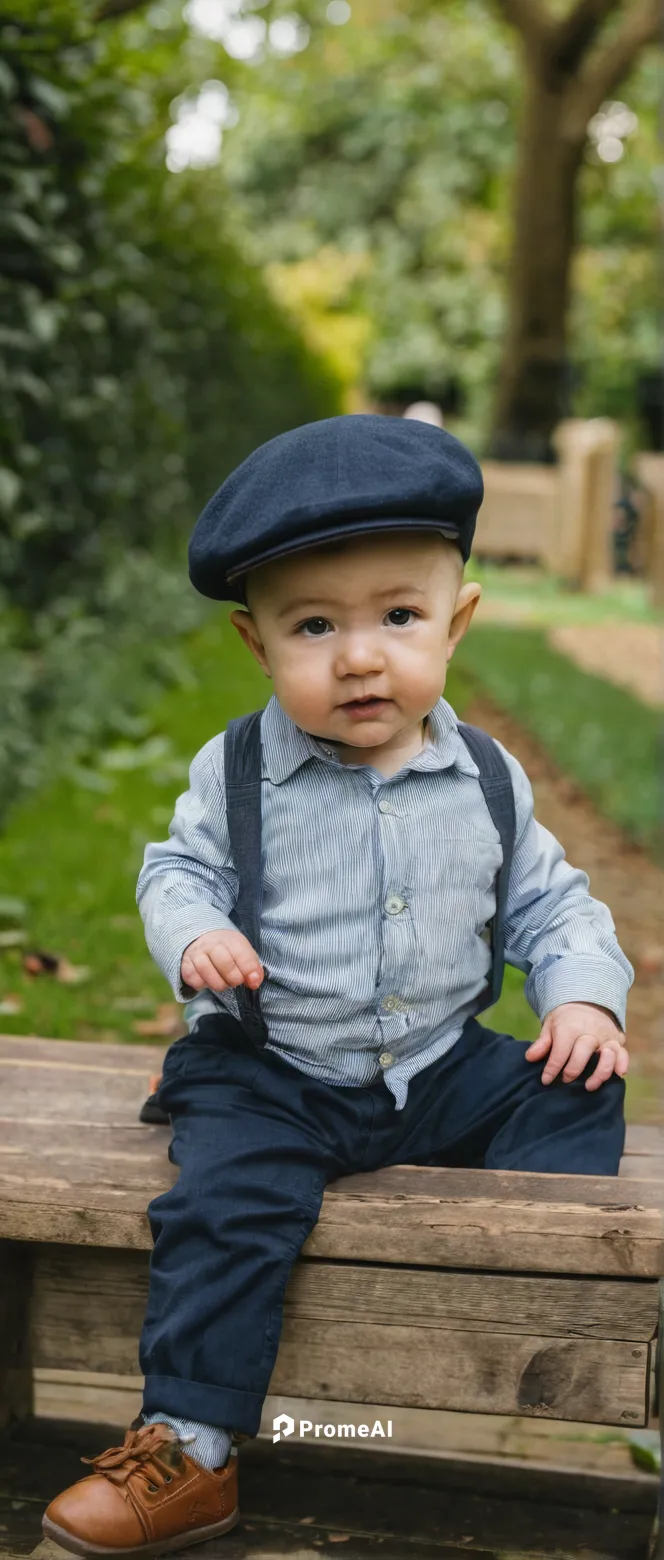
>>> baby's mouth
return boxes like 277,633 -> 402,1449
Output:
342,696 -> 390,712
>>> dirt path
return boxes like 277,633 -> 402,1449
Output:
549,622 -> 663,709
478,601 -> 663,708
466,693 -> 664,1123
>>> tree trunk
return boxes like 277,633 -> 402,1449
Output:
489,73 -> 586,462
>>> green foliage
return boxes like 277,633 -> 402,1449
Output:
456,626 -> 663,857
0,609 -> 268,1042
219,0 -> 517,440
0,1 -> 340,824
207,0 -> 659,446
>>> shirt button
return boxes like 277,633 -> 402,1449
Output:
378,799 -> 393,814
382,996 -> 396,1011
379,1051 -> 393,1067
385,894 -> 406,914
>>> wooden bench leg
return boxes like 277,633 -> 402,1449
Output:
0,1240 -> 34,1433
650,1279 -> 664,1559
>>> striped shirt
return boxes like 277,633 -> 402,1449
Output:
137,692 -> 633,1110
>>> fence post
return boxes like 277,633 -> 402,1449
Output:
634,453 -> 664,612
553,418 -> 621,590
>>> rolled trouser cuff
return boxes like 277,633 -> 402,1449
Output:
143,1374 -> 264,1438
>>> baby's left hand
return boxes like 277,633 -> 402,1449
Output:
525,1002 -> 629,1091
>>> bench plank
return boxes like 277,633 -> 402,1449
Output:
29,1246 -> 659,1354
271,1319 -> 651,1425
21,1245 -> 656,1426
1,1037 -> 663,1277
1,1174 -> 662,1275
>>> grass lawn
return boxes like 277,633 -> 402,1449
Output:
457,625 -> 662,860
468,564 -> 660,626
4,596 -> 654,1063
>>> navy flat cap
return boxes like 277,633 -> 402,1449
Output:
188,414 -> 484,604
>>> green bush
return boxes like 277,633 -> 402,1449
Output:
0,3 -> 340,824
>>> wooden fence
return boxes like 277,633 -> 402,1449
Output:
634,453 -> 664,611
476,418 -> 621,593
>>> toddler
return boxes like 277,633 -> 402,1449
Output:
43,415 -> 632,1556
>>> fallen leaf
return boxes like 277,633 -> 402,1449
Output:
133,1003 -> 183,1038
0,995 -> 23,1015
328,1537 -> 350,1544
0,897 -> 27,924
22,950 -> 90,984
24,949 -> 59,976
56,959 -> 91,985
0,930 -> 27,948
300,1517 -> 316,1525
635,946 -> 664,977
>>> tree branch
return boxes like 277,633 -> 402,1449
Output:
564,0 -> 663,137
550,0 -> 622,71
490,0 -> 551,51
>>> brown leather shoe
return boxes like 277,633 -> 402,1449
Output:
42,1423 -> 239,1557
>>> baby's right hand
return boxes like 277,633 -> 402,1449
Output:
181,930 -> 264,993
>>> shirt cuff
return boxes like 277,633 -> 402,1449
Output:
525,955 -> 629,1033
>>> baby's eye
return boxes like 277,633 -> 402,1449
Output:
297,608 -> 418,637
387,608 -> 417,626
298,617 -> 329,636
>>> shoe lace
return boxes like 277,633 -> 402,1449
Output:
81,1425 -> 182,1491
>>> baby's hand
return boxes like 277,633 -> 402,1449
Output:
181,930 -> 265,994
525,1001 -> 629,1091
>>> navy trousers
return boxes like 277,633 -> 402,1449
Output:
140,1012 -> 626,1437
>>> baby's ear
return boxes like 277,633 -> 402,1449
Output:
230,609 -> 271,676
447,582 -> 481,658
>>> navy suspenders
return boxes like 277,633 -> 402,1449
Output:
223,710 -> 516,1047
456,721 -> 516,1013
223,710 -> 269,1049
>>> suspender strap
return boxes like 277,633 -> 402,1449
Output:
222,709 -> 517,1044
223,709 -> 269,1048
456,721 -> 516,1011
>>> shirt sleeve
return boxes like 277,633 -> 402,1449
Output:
136,733 -> 238,1001
496,740 -> 634,1032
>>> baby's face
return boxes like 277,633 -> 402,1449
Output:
230,531 -> 480,753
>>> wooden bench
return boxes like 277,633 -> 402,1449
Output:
2,1034 -> 664,1555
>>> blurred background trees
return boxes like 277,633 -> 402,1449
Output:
0,0 -> 660,820
211,0 -> 660,455
0,0 -> 339,818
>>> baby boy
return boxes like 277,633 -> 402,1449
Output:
43,414 -> 632,1556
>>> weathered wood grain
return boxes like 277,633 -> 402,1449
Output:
0,1243 -> 33,1430
0,1035 -> 164,1071
622,1157 -> 664,1183
24,1246 -> 653,1425
29,1247 -> 659,1384
305,1184 -> 664,1277
1,1038 -> 663,1277
270,1318 -> 650,1425
1,1174 -> 662,1274
24,1247 -> 659,1428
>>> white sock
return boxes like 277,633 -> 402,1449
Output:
141,1413 -> 232,1471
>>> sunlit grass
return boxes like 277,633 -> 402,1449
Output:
469,562 -> 659,625
457,625 -> 662,858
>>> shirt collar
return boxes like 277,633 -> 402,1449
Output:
259,693 -> 479,784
